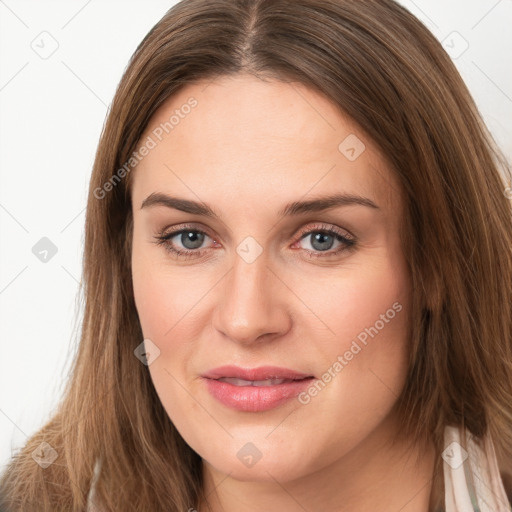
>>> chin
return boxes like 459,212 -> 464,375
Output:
199,437 -> 321,484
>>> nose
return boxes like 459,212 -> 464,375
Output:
212,247 -> 291,345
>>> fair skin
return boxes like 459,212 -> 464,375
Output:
130,74 -> 436,512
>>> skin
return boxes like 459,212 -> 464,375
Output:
130,74 -> 436,512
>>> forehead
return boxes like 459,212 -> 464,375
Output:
131,74 -> 400,216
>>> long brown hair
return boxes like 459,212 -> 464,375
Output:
2,0 -> 511,510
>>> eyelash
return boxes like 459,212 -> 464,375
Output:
153,222 -> 356,260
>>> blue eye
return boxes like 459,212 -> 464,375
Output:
299,231 -> 348,253
154,226 -> 213,258
292,223 -> 356,258
173,230 -> 207,250
153,222 -> 356,259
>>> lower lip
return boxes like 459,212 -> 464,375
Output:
203,377 -> 314,412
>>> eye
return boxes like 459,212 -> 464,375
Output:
292,222 -> 356,258
153,223 -> 217,259
153,222 -> 356,259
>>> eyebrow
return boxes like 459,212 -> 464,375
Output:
140,192 -> 379,218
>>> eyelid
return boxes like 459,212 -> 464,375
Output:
156,221 -> 354,243
294,222 -> 355,243
156,223 -> 216,243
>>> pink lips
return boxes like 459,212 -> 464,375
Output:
202,365 -> 315,412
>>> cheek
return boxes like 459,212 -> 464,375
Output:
334,269 -> 410,356
290,250 -> 412,419
131,253 -> 205,430
132,269 -> 180,339
285,261 -> 411,471
131,245 -> 213,411
289,250 -> 411,359
335,259 -> 411,389
131,243 -> 206,342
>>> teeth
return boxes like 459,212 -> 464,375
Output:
217,377 -> 292,386
252,378 -> 289,386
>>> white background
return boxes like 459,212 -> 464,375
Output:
1,0 -> 511,473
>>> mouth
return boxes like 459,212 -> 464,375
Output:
201,364 -> 314,382
201,365 -> 315,412
215,377 -> 311,386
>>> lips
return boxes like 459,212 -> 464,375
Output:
201,365 -> 315,412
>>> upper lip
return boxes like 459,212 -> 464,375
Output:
202,365 -> 314,381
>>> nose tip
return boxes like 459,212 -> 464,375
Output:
212,255 -> 291,346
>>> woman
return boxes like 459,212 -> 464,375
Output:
1,0 -> 511,510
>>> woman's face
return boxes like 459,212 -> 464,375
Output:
130,74 -> 412,482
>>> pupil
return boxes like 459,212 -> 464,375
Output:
182,231 -> 204,249
311,232 -> 333,251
